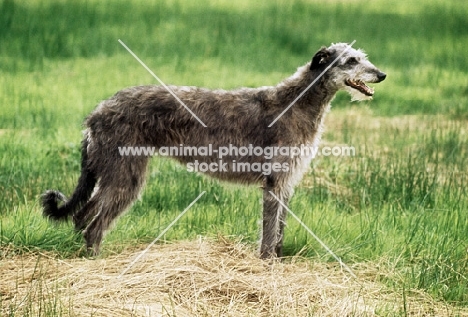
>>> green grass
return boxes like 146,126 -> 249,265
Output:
1,0 -> 468,313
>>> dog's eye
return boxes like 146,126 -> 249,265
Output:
346,57 -> 358,65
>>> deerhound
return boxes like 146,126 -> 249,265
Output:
42,43 -> 386,257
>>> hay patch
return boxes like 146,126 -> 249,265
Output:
1,238 -> 465,316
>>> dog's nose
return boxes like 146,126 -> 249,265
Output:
377,71 -> 387,82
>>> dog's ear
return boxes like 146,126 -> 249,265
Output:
310,46 -> 331,70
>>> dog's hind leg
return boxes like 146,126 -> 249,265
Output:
78,156 -> 149,255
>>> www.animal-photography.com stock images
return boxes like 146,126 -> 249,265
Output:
1,0 -> 467,316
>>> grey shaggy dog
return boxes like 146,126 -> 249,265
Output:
42,43 -> 386,257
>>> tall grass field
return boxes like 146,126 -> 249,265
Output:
1,0 -> 467,315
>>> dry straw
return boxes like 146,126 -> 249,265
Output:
1,237 -> 465,316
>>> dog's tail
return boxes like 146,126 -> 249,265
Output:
42,136 -> 97,221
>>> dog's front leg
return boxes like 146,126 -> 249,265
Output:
260,178 -> 291,259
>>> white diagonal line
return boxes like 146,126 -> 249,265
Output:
118,191 -> 206,277
118,39 -> 207,127
268,40 -> 356,127
269,191 -> 357,278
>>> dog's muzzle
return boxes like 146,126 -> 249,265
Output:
345,70 -> 386,97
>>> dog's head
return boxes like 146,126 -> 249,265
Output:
310,43 -> 386,101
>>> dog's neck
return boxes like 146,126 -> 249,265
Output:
272,63 -> 338,141
276,62 -> 338,106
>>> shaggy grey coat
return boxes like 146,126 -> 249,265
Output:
42,43 -> 386,257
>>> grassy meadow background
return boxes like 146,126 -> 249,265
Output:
1,0 -> 468,315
